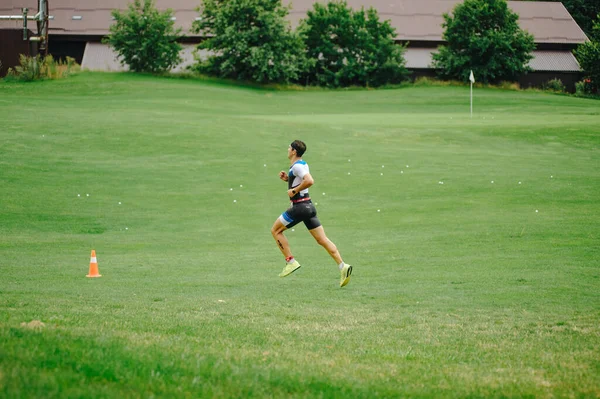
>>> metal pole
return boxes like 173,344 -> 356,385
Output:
38,0 -> 49,54
22,8 -> 28,40
45,0 -> 49,54
0,1 -> 49,53
470,82 -> 473,119
39,0 -> 45,22
0,15 -> 37,20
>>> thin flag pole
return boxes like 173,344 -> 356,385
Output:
469,70 -> 475,119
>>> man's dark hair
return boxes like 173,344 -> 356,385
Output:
291,140 -> 306,157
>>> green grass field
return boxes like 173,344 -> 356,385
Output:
1,72 -> 599,398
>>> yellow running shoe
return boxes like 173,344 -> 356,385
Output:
279,260 -> 301,277
340,263 -> 352,287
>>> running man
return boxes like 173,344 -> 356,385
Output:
270,140 -> 352,287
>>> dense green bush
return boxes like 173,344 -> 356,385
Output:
9,55 -> 43,81
299,0 -> 409,88
103,0 -> 182,73
3,55 -> 79,82
432,0 -> 535,84
191,0 -> 308,84
575,14 -> 600,94
543,78 -> 566,93
575,80 -> 586,96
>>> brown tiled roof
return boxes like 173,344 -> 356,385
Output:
528,50 -> 581,71
0,0 -> 588,44
404,48 -> 436,69
509,1 -> 588,43
404,48 -> 581,71
80,42 -> 581,73
81,41 -> 201,71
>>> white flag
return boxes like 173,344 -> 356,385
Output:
469,70 -> 475,83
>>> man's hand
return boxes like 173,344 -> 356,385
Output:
287,189 -> 296,198
279,171 -> 288,182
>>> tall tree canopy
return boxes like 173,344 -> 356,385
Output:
104,0 -> 182,73
575,14 -> 600,94
299,0 -> 409,88
191,0 -> 308,84
432,0 -> 536,84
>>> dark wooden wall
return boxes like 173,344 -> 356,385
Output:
0,29 -> 38,77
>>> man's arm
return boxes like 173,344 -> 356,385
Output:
288,173 -> 314,197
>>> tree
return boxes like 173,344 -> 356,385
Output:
103,0 -> 182,73
191,0 -> 308,84
575,14 -> 600,94
299,1 -> 409,88
432,0 -> 535,84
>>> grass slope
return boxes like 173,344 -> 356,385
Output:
1,72 -> 599,398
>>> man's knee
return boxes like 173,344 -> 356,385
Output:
271,223 -> 284,237
315,235 -> 328,246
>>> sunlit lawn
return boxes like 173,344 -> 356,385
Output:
1,72 -> 599,398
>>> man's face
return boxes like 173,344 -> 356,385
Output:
288,145 -> 296,159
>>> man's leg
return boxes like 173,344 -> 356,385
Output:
271,218 -> 301,277
308,226 -> 343,264
309,225 -> 352,287
271,218 -> 292,259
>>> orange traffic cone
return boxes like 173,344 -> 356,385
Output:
86,250 -> 102,278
